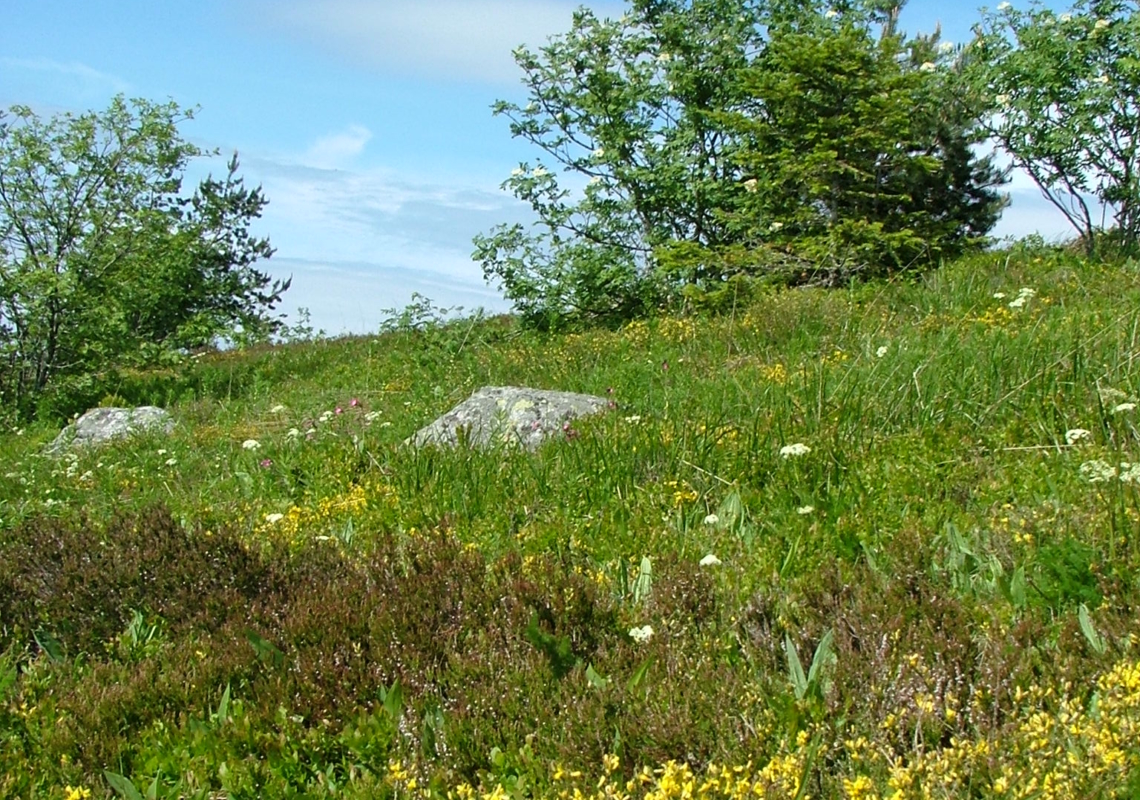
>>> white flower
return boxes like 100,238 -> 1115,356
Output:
1060,13 -> 1072,22
1008,288 -> 1035,309
876,345 -> 889,358
593,147 -> 605,158
624,414 -> 642,424
319,410 -> 334,423
379,421 -> 393,428
589,176 -> 603,186
1094,18 -> 1110,31
511,167 -> 525,177
1094,74 -> 1110,84
1080,459 -> 1117,483
286,427 -> 301,438
995,94 -> 1010,106
743,178 -> 759,193
656,52 -> 672,62
919,61 -> 937,72
699,554 -> 722,567
1065,428 -> 1092,445
532,166 -> 549,177
265,513 -> 285,524
997,2 -> 1012,10
796,505 -> 815,515
703,513 -> 720,526
269,404 -> 287,413
939,41 -> 955,54
629,625 -> 654,643
780,443 -> 811,458
364,411 -> 382,422
157,448 -> 168,456
164,457 -> 178,467
825,8 -> 839,18
242,439 -> 261,450
769,221 -> 784,232
1112,402 -> 1137,414
1119,463 -> 1140,484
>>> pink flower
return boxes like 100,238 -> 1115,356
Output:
260,458 -> 273,468
335,406 -> 343,415
350,398 -> 361,408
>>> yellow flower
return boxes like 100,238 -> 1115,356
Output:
64,788 -> 92,800
842,775 -> 879,800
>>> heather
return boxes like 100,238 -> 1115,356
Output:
0,242 -> 1138,798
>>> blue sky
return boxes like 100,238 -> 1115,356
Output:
2,0 -> 1074,335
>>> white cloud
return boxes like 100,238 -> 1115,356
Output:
196,150 -> 527,333
303,124 -> 372,169
0,57 -> 131,101
250,0 -> 623,84
266,257 -> 509,336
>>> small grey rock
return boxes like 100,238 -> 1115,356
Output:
408,386 -> 610,450
48,406 -> 175,453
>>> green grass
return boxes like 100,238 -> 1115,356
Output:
2,243 -> 1140,799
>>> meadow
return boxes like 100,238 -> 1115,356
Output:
1,241 -> 1139,798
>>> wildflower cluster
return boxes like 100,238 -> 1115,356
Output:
887,658 -> 1140,799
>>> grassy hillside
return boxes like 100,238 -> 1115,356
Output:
2,242 -> 1140,798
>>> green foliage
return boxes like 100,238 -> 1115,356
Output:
0,96 -> 287,419
728,5 -> 1006,281
966,0 -> 1140,255
476,0 -> 1005,328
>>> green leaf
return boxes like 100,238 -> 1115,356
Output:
626,656 -> 653,692
383,680 -> 404,722
214,683 -> 231,724
585,663 -> 609,689
104,771 -> 144,800
421,703 -> 445,760
717,490 -> 744,531
1078,604 -> 1107,655
33,629 -> 64,663
633,556 -> 653,605
784,633 -> 808,700
806,629 -> 837,695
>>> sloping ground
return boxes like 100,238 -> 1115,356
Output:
1,243 -> 1139,798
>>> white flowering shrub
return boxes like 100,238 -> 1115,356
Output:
966,0 -> 1140,255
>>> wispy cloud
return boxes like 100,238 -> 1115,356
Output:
248,0 -> 624,84
303,124 -> 372,169
0,57 -> 131,97
208,150 -> 527,332
266,257 -> 509,336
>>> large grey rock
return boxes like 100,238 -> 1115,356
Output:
408,386 -> 610,450
49,406 -> 174,453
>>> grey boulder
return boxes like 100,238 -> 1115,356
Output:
408,386 -> 610,450
49,406 -> 175,453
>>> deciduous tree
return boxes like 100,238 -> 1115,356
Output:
0,96 -> 286,417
